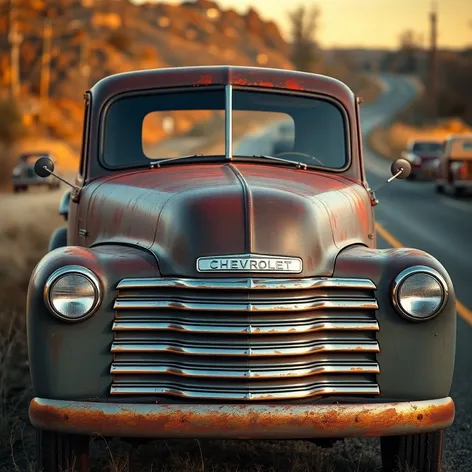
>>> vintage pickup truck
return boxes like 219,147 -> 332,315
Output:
27,66 -> 456,472
435,133 -> 472,197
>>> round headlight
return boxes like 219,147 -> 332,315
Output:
44,266 -> 101,322
392,266 -> 448,322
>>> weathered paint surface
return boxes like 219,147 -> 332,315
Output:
82,163 -> 374,278
29,397 -> 455,439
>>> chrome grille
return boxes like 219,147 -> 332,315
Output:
111,277 -> 380,400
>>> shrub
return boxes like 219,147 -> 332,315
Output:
107,30 -> 132,53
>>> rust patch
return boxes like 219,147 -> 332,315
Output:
284,79 -> 305,91
29,397 -> 455,439
195,74 -> 213,86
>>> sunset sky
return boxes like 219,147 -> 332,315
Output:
164,0 -> 472,49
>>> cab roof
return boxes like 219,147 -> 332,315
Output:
90,65 -> 356,108
445,133 -> 472,141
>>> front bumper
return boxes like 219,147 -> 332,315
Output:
29,397 -> 455,439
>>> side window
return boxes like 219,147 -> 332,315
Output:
79,95 -> 91,179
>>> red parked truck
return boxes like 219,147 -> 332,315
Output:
435,133 -> 472,196
27,66 -> 456,472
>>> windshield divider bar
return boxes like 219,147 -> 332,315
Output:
225,84 -> 233,160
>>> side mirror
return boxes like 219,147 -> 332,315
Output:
391,158 -> 411,180
34,156 -> 55,178
34,156 -> 79,191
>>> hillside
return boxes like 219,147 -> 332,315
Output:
0,0 -> 378,172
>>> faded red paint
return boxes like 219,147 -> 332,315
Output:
29,397 -> 454,439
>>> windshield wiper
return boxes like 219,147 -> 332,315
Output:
149,154 -> 204,168
149,153 -> 309,170
246,154 -> 308,170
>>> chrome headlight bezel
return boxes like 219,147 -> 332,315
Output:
392,265 -> 449,322
44,265 -> 102,322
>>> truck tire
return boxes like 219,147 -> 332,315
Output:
380,430 -> 443,472
36,430 -> 90,472
48,227 -> 68,252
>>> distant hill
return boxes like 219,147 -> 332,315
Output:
0,0 -> 378,149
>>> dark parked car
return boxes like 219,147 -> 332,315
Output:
11,152 -> 60,192
401,139 -> 443,180
435,134 -> 472,197
28,66 -> 455,472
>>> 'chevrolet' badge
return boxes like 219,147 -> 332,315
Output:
196,254 -> 303,273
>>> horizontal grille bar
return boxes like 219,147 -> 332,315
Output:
111,276 -> 379,401
116,277 -> 377,291
112,318 -> 379,335
111,340 -> 379,357
113,299 -> 378,313
111,360 -> 380,379
110,380 -> 380,401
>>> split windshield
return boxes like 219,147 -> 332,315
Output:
101,87 -> 348,170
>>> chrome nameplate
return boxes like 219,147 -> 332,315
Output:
196,254 -> 303,273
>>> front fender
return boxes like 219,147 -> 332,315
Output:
334,245 -> 456,400
27,244 -> 158,399
48,227 -> 68,252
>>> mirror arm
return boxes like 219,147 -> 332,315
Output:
42,166 -> 80,190
372,168 -> 404,193
367,167 -> 406,207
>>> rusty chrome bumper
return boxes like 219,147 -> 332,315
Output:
29,397 -> 455,439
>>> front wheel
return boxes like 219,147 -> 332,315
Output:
36,430 -> 90,472
380,430 -> 443,472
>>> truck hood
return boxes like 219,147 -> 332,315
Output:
85,163 -> 373,277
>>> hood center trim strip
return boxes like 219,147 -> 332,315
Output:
228,164 -> 254,253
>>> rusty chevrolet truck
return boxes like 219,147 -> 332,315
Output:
27,66 -> 456,472
435,133 -> 472,197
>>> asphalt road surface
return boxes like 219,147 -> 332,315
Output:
362,74 -> 472,471
236,74 -> 472,470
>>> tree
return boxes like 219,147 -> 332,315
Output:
0,97 -> 24,146
288,3 -> 321,72
397,29 -> 423,73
